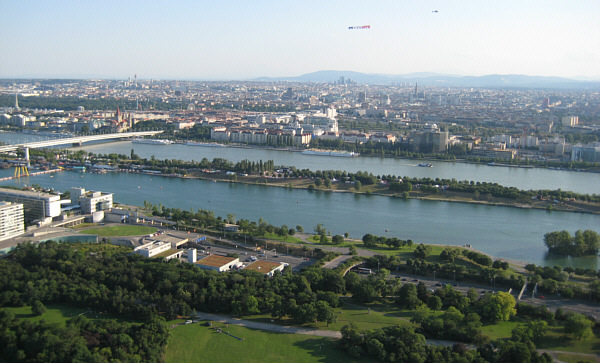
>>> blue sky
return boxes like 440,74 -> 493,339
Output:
1,0 -> 599,80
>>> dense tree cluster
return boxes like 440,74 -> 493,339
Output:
0,242 -> 344,324
544,230 -> 600,256
339,323 -> 552,363
361,234 -> 414,249
0,311 -> 169,362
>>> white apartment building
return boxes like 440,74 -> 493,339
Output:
0,202 -> 24,241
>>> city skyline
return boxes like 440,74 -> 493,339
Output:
1,0 -> 599,80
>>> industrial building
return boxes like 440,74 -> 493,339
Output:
71,187 -> 113,214
244,260 -> 288,277
0,202 -> 24,241
194,254 -> 240,272
571,143 -> 600,163
133,241 -> 181,260
0,187 -> 64,222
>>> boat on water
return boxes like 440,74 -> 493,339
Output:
186,141 -> 226,147
418,163 -> 433,167
132,138 -> 173,145
301,149 -> 359,157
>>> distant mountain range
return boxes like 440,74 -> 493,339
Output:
254,70 -> 600,89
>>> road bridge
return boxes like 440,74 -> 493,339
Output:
0,131 -> 162,166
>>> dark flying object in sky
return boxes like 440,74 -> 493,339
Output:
348,25 -> 371,30
432,10 -> 439,13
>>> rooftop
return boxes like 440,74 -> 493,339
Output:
196,254 -> 237,267
244,260 -> 283,273
0,187 -> 60,201
152,249 -> 181,259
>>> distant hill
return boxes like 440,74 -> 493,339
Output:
254,70 -> 600,89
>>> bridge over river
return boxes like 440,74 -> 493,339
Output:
0,131 -> 162,166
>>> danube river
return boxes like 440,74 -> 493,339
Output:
1,169 -> 598,269
0,132 -> 597,194
76,141 -> 600,195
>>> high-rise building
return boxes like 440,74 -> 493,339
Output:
0,201 -> 24,241
358,92 -> 367,103
561,116 -> 578,127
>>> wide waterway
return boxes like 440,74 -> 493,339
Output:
1,169 -> 598,269
0,132 -> 598,194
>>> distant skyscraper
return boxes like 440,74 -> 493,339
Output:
14,93 -> 19,110
282,87 -> 294,100
358,92 -> 367,103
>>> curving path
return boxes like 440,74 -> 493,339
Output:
193,311 -> 341,338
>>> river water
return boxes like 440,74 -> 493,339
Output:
1,169 -> 598,269
2,132 -> 598,194
1,132 -> 599,268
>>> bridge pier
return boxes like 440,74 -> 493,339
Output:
24,147 -> 30,168
72,142 -> 82,146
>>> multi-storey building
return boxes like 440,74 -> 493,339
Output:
71,188 -> 113,214
0,202 -> 24,241
0,188 -> 63,221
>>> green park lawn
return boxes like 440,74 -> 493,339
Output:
164,320 -> 372,363
1,304 -> 129,326
79,225 -> 157,237
242,300 -> 413,333
261,232 -> 306,244
535,323 -> 600,354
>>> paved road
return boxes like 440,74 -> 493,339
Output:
193,312 -> 342,338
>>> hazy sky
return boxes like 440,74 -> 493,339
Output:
1,0 -> 599,80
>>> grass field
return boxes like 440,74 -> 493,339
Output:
242,300 -> 413,333
79,225 -> 157,237
261,232 -> 306,244
536,324 -> 600,354
1,304 -> 129,326
164,320 -> 372,363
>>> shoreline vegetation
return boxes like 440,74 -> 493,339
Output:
119,167 -> 600,215
22,145 -> 600,215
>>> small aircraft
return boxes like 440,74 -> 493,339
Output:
432,10 -> 439,13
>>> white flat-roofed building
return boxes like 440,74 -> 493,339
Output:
244,260 -> 288,277
134,241 -> 172,258
195,255 -> 239,272
0,187 -> 63,221
71,187 -> 113,214
0,202 -> 24,241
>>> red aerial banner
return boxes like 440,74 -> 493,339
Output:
348,25 -> 370,30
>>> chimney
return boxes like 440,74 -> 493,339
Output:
188,248 -> 197,263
